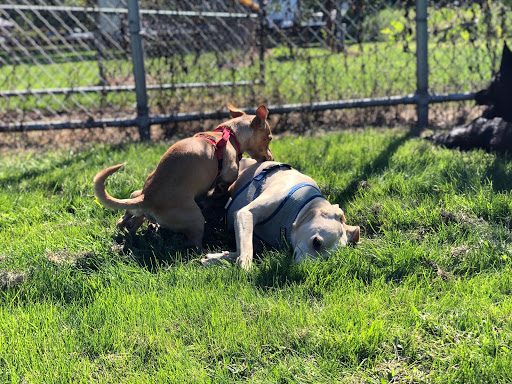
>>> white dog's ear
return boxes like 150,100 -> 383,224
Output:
344,224 -> 360,244
227,102 -> 246,118
332,204 -> 346,222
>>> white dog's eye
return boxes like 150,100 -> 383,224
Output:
312,236 -> 322,250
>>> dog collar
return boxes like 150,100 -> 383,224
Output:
196,126 -> 243,175
214,126 -> 243,161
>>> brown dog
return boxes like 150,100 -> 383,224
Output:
94,104 -> 273,248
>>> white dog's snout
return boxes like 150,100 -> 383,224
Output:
293,245 -> 308,264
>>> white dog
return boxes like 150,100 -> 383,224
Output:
201,159 -> 360,269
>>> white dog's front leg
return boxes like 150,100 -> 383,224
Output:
200,207 -> 255,269
234,208 -> 255,270
233,191 -> 284,270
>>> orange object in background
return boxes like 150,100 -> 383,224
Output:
236,0 -> 260,10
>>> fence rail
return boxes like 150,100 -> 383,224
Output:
0,0 -> 510,138
0,4 -> 258,18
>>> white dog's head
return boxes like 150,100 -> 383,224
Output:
291,201 -> 359,263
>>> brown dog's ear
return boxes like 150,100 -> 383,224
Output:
227,102 -> 245,118
251,105 -> 270,131
256,105 -> 269,120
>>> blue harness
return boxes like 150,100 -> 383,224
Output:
226,163 -> 326,249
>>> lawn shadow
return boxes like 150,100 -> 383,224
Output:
331,131 -> 413,204
486,153 -> 512,192
110,218 -> 236,272
251,249 -> 308,290
0,142 -> 132,188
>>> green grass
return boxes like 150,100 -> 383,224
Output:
1,129 -> 512,382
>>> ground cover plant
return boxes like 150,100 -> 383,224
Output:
1,128 -> 512,382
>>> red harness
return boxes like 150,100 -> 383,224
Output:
198,126 -> 243,174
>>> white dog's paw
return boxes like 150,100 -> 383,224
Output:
200,251 -> 230,266
236,256 -> 252,270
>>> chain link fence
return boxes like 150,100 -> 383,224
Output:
0,0 -> 511,145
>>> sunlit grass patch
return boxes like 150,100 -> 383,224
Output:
1,129 -> 512,382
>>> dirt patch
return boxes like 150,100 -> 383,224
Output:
0,103 -> 484,152
371,202 -> 383,215
45,248 -> 91,266
450,245 -> 471,259
424,258 -> 454,280
439,208 -> 487,229
0,271 -> 27,288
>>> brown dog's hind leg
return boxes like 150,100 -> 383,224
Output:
155,201 -> 206,250
116,190 -> 145,232
124,216 -> 146,233
116,210 -> 145,232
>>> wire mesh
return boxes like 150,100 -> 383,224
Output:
0,0 -> 138,129
0,0 -> 511,142
140,1 -> 261,116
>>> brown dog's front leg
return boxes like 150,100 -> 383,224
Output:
202,145 -> 238,202
218,145 -> 239,187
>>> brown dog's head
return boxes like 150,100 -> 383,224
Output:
227,103 -> 274,162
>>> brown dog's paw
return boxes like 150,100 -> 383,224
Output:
214,182 -> 230,196
200,251 -> 230,266
116,214 -> 130,229
147,222 -> 159,232
116,213 -> 145,233
126,217 -> 145,233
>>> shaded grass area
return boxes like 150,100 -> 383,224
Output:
1,129 -> 512,382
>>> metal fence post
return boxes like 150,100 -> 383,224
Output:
258,5 -> 266,86
415,0 -> 429,133
127,0 -> 150,141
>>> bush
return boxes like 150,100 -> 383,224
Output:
359,8 -> 411,43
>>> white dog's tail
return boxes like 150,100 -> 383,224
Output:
93,164 -> 145,210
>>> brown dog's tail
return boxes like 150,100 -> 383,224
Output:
93,164 -> 144,211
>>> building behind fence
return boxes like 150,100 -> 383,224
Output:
0,0 -> 510,140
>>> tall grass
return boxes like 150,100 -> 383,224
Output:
1,129 -> 512,382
